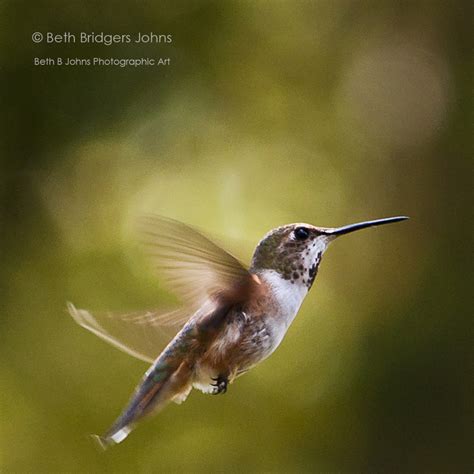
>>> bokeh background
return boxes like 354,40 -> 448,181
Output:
1,1 -> 471,472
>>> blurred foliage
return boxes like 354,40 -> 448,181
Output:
1,0 -> 472,472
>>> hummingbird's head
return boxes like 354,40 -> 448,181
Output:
250,223 -> 334,289
250,217 -> 408,289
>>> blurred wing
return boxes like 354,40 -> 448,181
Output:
139,215 -> 253,308
68,216 -> 256,362
67,303 -> 188,363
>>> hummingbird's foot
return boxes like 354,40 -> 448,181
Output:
211,375 -> 228,395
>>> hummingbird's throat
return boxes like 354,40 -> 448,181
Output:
279,234 -> 331,289
274,240 -> 328,289
279,248 -> 323,289
306,251 -> 322,289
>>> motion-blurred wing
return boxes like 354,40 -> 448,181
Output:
68,216 -> 257,362
139,215 -> 253,308
67,303 -> 188,363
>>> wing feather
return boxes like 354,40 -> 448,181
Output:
67,303 -> 187,363
138,216 -> 252,308
68,216 -> 257,361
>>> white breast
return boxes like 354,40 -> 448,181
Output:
259,270 -> 309,348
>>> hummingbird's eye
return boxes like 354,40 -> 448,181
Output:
294,227 -> 310,240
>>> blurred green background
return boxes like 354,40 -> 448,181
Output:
1,1 -> 471,472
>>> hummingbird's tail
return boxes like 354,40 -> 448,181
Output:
93,358 -> 193,449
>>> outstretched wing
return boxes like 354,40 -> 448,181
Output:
67,303 -> 187,363
139,215 -> 252,308
69,216 -> 258,362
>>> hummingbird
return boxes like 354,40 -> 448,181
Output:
68,214 -> 408,448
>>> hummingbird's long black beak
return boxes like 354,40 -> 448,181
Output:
326,216 -> 409,236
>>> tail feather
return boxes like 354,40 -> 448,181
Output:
91,322 -> 197,448
95,360 -> 192,448
96,376 -> 168,448
91,428 -> 132,450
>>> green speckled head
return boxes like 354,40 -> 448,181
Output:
250,223 -> 334,289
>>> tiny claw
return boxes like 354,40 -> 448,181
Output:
211,375 -> 228,395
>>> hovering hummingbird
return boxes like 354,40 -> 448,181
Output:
68,214 -> 408,448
